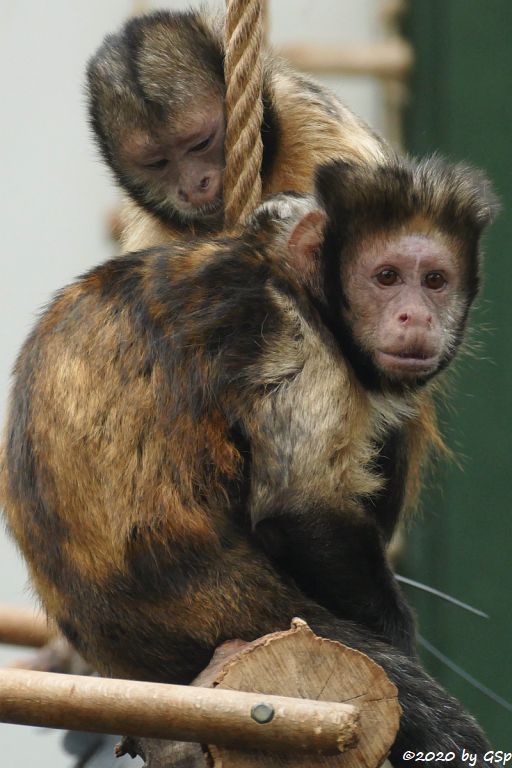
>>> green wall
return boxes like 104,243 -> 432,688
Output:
403,0 -> 512,746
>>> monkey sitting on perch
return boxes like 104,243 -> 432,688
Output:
0,155 -> 496,762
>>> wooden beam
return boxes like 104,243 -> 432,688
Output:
279,39 -> 413,80
0,604 -> 52,648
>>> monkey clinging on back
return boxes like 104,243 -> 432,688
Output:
86,8 -> 388,251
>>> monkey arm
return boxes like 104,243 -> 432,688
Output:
255,509 -> 416,657
371,426 -> 409,540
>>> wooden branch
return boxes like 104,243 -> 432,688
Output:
0,604 -> 53,648
0,668 -> 358,755
279,39 -> 413,80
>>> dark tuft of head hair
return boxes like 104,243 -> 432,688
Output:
315,155 -> 499,245
315,155 -> 498,307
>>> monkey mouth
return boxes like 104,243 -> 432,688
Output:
377,349 -> 439,374
178,196 -> 223,221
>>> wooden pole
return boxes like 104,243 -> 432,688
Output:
0,668 -> 359,755
0,604 -> 52,648
279,40 -> 413,80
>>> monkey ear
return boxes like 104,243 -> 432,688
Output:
287,210 -> 327,281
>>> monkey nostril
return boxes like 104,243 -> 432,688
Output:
199,177 -> 210,191
178,189 -> 189,202
399,313 -> 409,323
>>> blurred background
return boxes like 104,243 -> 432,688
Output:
0,0 -> 510,764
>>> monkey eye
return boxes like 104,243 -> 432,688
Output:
189,134 -> 214,153
424,272 -> 447,290
375,269 -> 399,287
143,158 -> 168,171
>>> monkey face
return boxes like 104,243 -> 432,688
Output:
342,231 -> 466,383
309,157 -> 497,391
285,206 -> 471,389
117,98 -> 225,224
87,11 -> 227,229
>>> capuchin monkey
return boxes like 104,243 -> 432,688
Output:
1,156 -> 497,763
86,8 -> 388,251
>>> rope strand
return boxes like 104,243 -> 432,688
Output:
224,0 -> 264,227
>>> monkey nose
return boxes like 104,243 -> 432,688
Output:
177,188 -> 189,203
187,175 -> 222,207
399,311 -> 433,327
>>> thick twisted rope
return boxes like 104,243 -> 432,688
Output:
224,0 -> 264,227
